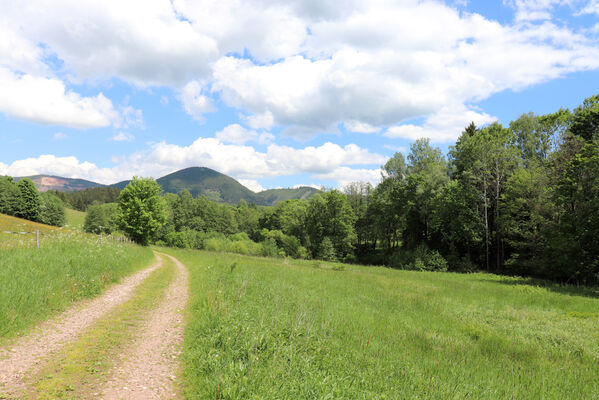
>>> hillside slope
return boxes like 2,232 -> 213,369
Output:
15,167 -> 320,205
14,175 -> 104,192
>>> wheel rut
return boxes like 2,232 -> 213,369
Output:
100,252 -> 189,400
0,255 -> 162,396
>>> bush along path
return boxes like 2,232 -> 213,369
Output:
0,255 -> 163,397
100,252 -> 189,399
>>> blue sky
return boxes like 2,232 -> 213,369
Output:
1,0 -> 598,191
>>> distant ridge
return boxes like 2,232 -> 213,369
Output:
14,175 -> 104,192
16,167 -> 320,206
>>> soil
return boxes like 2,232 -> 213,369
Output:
0,255 -> 162,396
100,252 -> 189,399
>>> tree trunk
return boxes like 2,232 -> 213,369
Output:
484,181 -> 489,272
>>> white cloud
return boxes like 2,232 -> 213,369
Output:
344,120 -> 380,134
0,24 -> 47,75
179,80 -> 214,121
0,135 -> 388,189
53,132 -> 67,140
0,67 -> 121,128
238,179 -> 264,193
384,144 -> 408,154
503,0 -> 576,21
384,104 -> 496,142
110,131 -> 134,142
313,167 -> 383,188
0,155 -> 120,183
2,0 -> 599,137
242,111 -> 274,130
117,106 -> 144,129
579,0 -> 599,14
208,1 -> 599,138
215,124 -> 258,144
215,124 -> 275,145
1,0 -> 218,87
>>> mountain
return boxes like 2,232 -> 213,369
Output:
156,167 -> 257,203
17,167 -> 320,205
14,175 -> 104,192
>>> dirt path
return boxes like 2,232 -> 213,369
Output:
101,252 -> 189,400
0,255 -> 162,395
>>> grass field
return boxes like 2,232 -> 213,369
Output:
64,208 -> 86,231
160,248 -> 599,400
0,214 -> 154,340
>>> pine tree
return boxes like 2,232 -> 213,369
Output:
15,178 -> 40,222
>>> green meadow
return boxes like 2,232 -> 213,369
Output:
161,247 -> 599,400
64,207 -> 86,231
0,214 -> 153,340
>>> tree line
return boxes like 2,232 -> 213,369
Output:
123,94 -> 596,285
0,177 -> 66,227
2,94 -> 597,285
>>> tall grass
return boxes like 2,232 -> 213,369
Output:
0,214 -> 153,339
161,248 -> 599,399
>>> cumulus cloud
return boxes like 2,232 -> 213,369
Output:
110,131 -> 134,142
0,0 -> 217,87
0,155 -> 120,183
384,104 -> 496,142
579,0 -> 599,14
313,167 -> 383,188
238,179 -> 265,193
53,132 -> 67,140
207,1 -> 599,139
503,0 -> 575,21
215,124 -> 275,145
0,67 -> 122,128
0,137 -> 387,188
2,0 -> 599,137
179,80 -> 215,121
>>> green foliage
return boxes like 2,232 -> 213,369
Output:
39,192 -> 66,227
570,94 -> 599,141
318,236 -> 337,261
117,177 -> 167,245
50,186 -> 121,211
305,191 -> 356,260
84,203 -> 118,234
14,178 -> 41,222
0,176 -> 20,215
389,244 -> 448,271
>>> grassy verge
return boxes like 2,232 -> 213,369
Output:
26,255 -> 176,399
160,248 -> 599,400
0,214 -> 154,340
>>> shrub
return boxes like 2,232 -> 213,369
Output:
389,244 -> 448,272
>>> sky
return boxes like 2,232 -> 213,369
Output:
0,0 -> 598,192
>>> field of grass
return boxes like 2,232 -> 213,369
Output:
64,208 -> 86,231
0,214 -> 154,340
160,248 -> 599,399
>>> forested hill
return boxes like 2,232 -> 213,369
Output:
158,167 -> 257,203
14,175 -> 103,192
112,167 -> 320,205
19,167 -> 320,208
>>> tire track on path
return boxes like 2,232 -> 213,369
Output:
101,252 -> 189,400
0,254 -> 162,395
